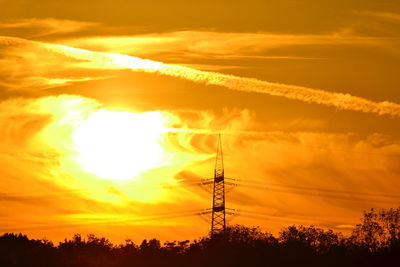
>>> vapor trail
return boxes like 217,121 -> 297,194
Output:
48,44 -> 400,117
3,36 -> 400,117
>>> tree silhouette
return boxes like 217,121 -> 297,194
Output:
58,234 -> 115,267
351,207 -> 400,251
0,233 -> 57,266
1,207 -> 400,267
279,225 -> 341,253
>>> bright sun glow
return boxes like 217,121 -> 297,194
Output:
72,109 -> 168,181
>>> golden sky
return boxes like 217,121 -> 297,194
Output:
0,0 -> 400,243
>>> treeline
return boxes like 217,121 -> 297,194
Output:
1,208 -> 400,267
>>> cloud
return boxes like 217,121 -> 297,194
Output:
61,30 -> 393,61
0,93 -> 399,240
0,30 -> 399,240
0,95 -> 200,240
1,35 -> 399,117
0,18 -> 99,38
0,103 -> 224,239
160,112 -> 400,233
361,11 -> 400,23
39,38 -> 400,117
0,36 -> 112,93
346,11 -> 400,44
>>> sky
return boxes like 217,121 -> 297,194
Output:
0,0 -> 399,243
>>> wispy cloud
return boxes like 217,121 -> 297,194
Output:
0,18 -> 99,38
1,35 -> 400,117
0,36 -> 113,92
361,11 -> 400,23
46,39 -> 400,117
163,114 -> 400,232
0,93 -> 398,240
61,30 -> 394,60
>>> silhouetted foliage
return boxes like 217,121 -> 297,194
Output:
350,207 -> 400,251
1,207 -> 400,266
0,233 -> 57,266
279,225 -> 341,253
58,234 -> 115,267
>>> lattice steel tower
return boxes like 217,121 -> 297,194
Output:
211,134 -> 226,236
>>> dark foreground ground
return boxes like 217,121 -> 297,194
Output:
1,208 -> 400,267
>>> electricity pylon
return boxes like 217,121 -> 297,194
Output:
211,134 -> 226,236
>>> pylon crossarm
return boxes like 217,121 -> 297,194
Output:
201,180 -> 214,185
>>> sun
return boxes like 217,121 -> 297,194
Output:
72,109 -> 168,181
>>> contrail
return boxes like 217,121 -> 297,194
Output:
3,36 -> 400,117
48,44 -> 400,117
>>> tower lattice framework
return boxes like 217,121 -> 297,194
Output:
211,134 -> 226,236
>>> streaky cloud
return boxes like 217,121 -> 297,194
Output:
0,18 -> 99,38
2,35 -> 400,117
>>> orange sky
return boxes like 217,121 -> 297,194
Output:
0,0 -> 400,243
